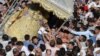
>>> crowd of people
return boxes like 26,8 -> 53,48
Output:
0,0 -> 31,24
0,0 -> 8,23
0,0 -> 100,56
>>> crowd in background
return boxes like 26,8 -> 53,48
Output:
0,0 -> 31,24
0,0 -> 8,23
0,0 -> 100,56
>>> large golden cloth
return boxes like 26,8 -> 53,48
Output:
4,8 -> 46,41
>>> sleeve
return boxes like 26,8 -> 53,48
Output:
88,31 -> 94,37
80,50 -> 86,56
68,29 -> 86,35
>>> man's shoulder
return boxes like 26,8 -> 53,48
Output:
21,46 -> 28,50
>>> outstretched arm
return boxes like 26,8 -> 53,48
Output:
64,27 -> 86,35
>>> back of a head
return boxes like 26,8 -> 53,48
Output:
16,41 -> 23,46
59,48 -> 66,56
28,44 -> 34,52
24,34 -> 30,40
2,34 -> 9,41
56,38 -> 62,45
72,46 -> 80,56
95,26 -> 100,30
6,45 -> 11,52
0,49 -> 6,56
66,51 -> 72,56
69,42 -> 75,46
40,44 -> 46,52
56,48 -> 66,56
29,54 -> 35,56
11,37 -> 17,43
96,40 -> 100,47
49,40 -> 55,47
81,35 -> 87,42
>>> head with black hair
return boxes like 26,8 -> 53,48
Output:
2,34 -> 9,41
5,45 -> 11,52
29,54 -> 35,56
24,34 -> 30,41
49,40 -> 56,47
72,46 -> 80,56
58,48 -> 66,56
16,41 -> 23,46
0,49 -> 6,56
40,44 -> 46,52
96,40 -> 100,47
67,42 -> 75,50
86,39 -> 93,47
56,38 -> 62,45
95,26 -> 100,34
32,36 -> 38,45
8,41 -> 16,46
28,44 -> 34,52
16,41 -> 23,50
79,35 -> 87,42
11,37 -> 17,43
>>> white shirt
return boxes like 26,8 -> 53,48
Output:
6,50 -> 14,56
27,51 -> 35,56
94,47 -> 100,56
42,50 -> 46,56
80,42 -> 87,56
1,40 -> 9,49
96,33 -> 100,40
80,49 -> 86,56
50,47 -> 59,56
80,42 -> 87,49
45,42 -> 59,56
21,46 -> 29,56
38,27 -> 47,35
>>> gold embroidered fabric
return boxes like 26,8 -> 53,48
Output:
32,0 -> 71,19
4,8 -> 47,41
